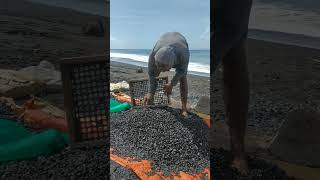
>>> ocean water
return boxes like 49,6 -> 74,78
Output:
111,49 -> 210,77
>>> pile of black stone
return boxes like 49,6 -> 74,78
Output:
110,161 -> 139,180
110,106 -> 210,177
0,143 -> 109,180
210,148 -> 294,180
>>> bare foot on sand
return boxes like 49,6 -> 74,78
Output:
231,157 -> 249,176
181,111 -> 188,118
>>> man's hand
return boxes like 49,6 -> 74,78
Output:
164,83 -> 173,96
144,93 -> 154,105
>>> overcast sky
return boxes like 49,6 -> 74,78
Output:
110,0 -> 210,50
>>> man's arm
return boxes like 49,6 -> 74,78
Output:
148,51 -> 160,94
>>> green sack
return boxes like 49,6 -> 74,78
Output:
0,119 -> 69,163
110,98 -> 131,113
0,119 -> 30,145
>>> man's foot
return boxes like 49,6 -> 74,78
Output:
231,157 -> 249,176
181,110 -> 188,118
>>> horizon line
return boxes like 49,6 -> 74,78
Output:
111,48 -> 210,50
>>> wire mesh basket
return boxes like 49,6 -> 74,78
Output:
129,77 -> 170,106
61,55 -> 109,143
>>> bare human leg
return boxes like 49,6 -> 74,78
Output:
180,75 -> 188,117
222,37 -> 250,175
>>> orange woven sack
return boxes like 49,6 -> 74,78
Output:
19,97 -> 68,133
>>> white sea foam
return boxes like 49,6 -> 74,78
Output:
110,53 -> 149,63
110,52 -> 210,75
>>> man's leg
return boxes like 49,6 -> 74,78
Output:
180,75 -> 188,116
222,36 -> 250,174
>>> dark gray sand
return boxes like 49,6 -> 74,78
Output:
210,148 -> 293,180
212,38 -> 320,137
0,143 -> 109,180
270,109 -> 320,167
0,0 -> 107,110
0,0 -> 107,71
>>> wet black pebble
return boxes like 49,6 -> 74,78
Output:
110,106 -> 210,176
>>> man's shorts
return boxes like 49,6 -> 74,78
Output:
212,0 -> 253,73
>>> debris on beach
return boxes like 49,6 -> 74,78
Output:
136,67 -> 143,73
17,60 -> 62,93
110,81 -> 129,92
0,69 -> 45,98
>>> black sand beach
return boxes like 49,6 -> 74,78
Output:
1,0 -> 320,179
0,0 -> 107,71
210,37 -> 320,150
0,0 -> 107,109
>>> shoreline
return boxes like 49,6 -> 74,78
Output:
110,61 -> 210,79
110,61 -> 210,108
25,0 -> 107,17
110,59 -> 210,78
0,0 -> 107,24
248,28 -> 320,50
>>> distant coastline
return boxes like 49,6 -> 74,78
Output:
248,28 -> 320,50
25,0 -> 107,17
249,0 -> 320,49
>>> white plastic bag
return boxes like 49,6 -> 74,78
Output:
0,70 -> 44,98
110,81 -> 129,92
16,61 -> 62,92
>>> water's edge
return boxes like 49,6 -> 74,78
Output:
249,28 -> 320,50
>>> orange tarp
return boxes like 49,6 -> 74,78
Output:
194,112 -> 211,128
110,148 -> 210,180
